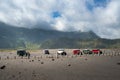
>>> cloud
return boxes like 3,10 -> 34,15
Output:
0,0 -> 120,39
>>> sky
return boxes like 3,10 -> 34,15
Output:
0,0 -> 120,39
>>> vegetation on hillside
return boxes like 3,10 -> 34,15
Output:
0,22 -> 120,49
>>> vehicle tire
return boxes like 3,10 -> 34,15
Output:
62,52 -> 67,55
100,51 -> 102,54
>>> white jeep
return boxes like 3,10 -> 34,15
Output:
57,49 -> 67,55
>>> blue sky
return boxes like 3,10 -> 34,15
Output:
0,0 -> 120,39
86,0 -> 109,10
52,11 -> 61,18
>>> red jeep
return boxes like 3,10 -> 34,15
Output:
73,49 -> 82,55
92,49 -> 102,54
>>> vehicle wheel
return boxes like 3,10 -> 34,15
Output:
64,52 -> 67,55
81,52 -> 83,55
100,51 -> 102,54
62,52 -> 67,55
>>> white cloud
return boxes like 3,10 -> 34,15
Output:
0,0 -> 120,39
92,0 -> 120,38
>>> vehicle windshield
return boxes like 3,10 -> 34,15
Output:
58,49 -> 65,51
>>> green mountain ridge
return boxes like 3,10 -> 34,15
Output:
0,22 -> 120,49
41,38 -> 120,49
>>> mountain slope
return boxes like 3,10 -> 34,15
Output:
40,38 -> 120,49
0,22 -> 100,49
0,22 -> 120,49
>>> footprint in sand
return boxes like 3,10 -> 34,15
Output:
41,62 -> 44,64
34,73 -> 48,80
85,58 -> 88,61
18,72 -> 21,75
32,60 -> 34,62
68,64 -> 71,67
52,58 -> 55,61
0,65 -> 6,69
117,62 -> 120,65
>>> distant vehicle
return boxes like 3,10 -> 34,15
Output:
17,50 -> 30,57
92,49 -> 102,54
44,49 -> 50,54
57,49 -> 67,55
83,49 -> 92,54
73,49 -> 82,55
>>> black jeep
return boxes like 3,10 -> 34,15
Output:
17,50 -> 28,57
